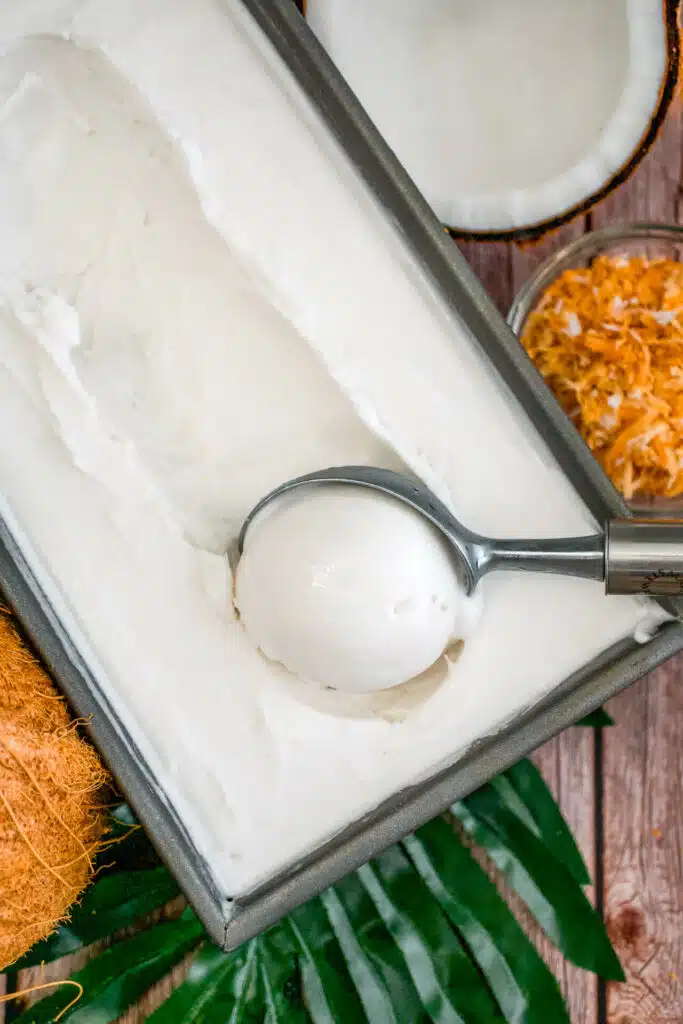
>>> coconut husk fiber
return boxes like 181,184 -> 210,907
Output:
0,607 -> 108,970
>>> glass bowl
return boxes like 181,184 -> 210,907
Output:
507,223 -> 683,516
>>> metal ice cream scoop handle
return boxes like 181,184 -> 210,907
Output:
239,466 -> 683,598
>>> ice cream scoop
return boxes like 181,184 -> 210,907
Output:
235,483 -> 478,693
239,466 -> 683,597
236,466 -> 683,693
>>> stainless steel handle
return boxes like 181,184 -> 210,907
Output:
480,535 -> 605,582
483,519 -> 683,597
238,462 -> 683,598
605,519 -> 683,596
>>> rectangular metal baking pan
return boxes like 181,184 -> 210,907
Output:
2,0 -> 683,951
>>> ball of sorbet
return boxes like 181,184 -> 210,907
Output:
234,485 -> 476,693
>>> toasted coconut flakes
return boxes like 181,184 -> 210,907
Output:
565,312 -> 582,337
649,308 -> 679,325
521,255 -> 683,500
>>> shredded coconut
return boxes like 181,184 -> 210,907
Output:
521,255 -> 683,499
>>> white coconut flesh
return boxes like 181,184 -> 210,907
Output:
306,0 -> 671,233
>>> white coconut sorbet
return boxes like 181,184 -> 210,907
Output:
236,486 -> 479,694
0,0 -> 667,896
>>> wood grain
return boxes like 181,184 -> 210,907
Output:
460,727 -> 598,1024
532,732 -> 598,1024
603,661 -> 683,1023
590,111 -> 683,227
458,233 -> 599,1024
589,87 -> 683,1024
458,239 -> 514,315
458,101 -> 683,1024
117,951 -> 194,1024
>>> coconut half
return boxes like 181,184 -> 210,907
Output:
304,0 -> 680,238
0,609 -> 107,970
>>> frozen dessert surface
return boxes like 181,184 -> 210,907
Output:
236,486 -> 480,693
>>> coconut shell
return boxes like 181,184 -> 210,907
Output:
447,0 -> 681,241
302,0 -> 682,242
0,608 -> 108,970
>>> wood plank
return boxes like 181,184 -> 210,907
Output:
16,951 -> 92,1018
117,951 -> 194,1024
509,222 -> 586,308
507,100 -> 683,1024
590,89 -> 683,1024
531,731 -> 598,1024
603,662 -> 683,1023
10,896 -> 189,1020
460,235 -> 599,1024
459,729 -> 597,1024
591,112 -> 683,226
457,239 -> 514,316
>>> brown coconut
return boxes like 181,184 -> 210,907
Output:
0,607 -> 108,970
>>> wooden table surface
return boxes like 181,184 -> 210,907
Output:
458,99 -> 683,1024
2,80 -> 683,1024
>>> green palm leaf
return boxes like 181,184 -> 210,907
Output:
318,887 -> 410,1024
103,804 -> 163,872
259,935 -> 309,1023
13,912 -> 204,1024
219,939 -> 262,1022
403,821 -> 569,1024
292,901 -> 370,1022
575,708 -> 614,728
13,867 -> 180,971
6,714 -> 621,1024
497,761 -> 590,884
322,875 -> 427,1022
145,943 -> 249,1024
453,791 -> 624,980
359,848 -> 505,1023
